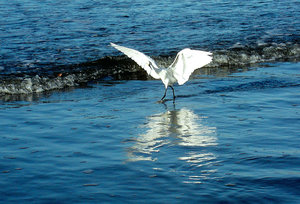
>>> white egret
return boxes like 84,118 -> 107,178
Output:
110,43 -> 212,102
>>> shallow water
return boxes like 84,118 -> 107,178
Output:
1,62 -> 299,203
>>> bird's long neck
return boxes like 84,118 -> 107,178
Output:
149,62 -> 161,77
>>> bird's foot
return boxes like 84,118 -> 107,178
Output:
157,98 -> 175,104
157,99 -> 166,104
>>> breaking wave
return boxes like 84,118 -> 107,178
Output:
0,43 -> 299,95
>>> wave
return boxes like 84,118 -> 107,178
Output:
0,42 -> 299,95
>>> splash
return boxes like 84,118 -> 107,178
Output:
0,43 -> 299,95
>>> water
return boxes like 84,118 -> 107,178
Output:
0,0 -> 299,73
1,0 -> 300,94
1,0 -> 300,202
1,62 -> 300,203
1,0 -> 299,94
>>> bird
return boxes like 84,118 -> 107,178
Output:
110,43 -> 213,102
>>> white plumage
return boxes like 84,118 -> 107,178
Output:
110,43 -> 212,102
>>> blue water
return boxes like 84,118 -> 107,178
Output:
1,0 -> 300,202
0,0 -> 299,72
1,62 -> 300,203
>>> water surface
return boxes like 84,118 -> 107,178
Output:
1,62 -> 299,203
0,0 -> 299,73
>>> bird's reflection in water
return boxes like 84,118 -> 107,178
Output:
125,104 -> 218,183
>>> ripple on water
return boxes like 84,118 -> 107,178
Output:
0,62 -> 299,202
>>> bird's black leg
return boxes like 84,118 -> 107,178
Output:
161,87 -> 168,101
170,86 -> 176,102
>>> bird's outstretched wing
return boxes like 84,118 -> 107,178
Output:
110,43 -> 160,79
169,48 -> 213,85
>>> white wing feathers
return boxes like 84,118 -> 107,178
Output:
169,48 -> 213,85
110,43 -> 213,86
110,43 -> 160,79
